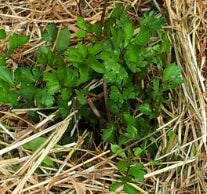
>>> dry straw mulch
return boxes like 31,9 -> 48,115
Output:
0,0 -> 206,193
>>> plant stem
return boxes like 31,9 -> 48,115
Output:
75,0 -> 82,17
101,0 -> 109,26
103,78 -> 110,121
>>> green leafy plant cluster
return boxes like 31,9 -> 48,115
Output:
0,6 -> 183,193
109,162 -> 145,193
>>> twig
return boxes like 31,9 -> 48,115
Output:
75,0 -> 82,17
103,78 -> 110,121
101,0 -> 109,26
87,97 -> 105,127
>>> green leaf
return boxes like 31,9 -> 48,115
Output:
102,124 -> 115,143
111,144 -> 127,158
110,86 -> 123,104
107,99 -> 121,114
90,22 -> 102,36
120,175 -> 132,183
32,67 -> 42,80
122,84 -> 136,100
104,19 -> 114,38
109,182 -> 123,192
42,156 -> 54,168
11,164 -> 20,172
75,89 -> 88,105
36,46 -> 51,64
88,43 -> 103,55
140,11 -> 165,32
133,147 -> 143,157
64,48 -> 83,63
61,68 -> 78,87
124,22 -> 134,45
152,79 -> 160,96
9,34 -> 29,49
0,86 -> 18,106
126,125 -> 138,139
23,137 -> 55,168
110,27 -> 125,50
77,17 -> 89,30
56,28 -> 70,51
4,49 -> 14,57
87,56 -> 105,73
109,6 -> 123,19
61,88 -> 72,101
77,43 -> 88,59
128,163 -> 146,181
105,65 -> 128,85
41,95 -> 54,107
133,26 -> 152,45
42,23 -> 57,42
65,43 -> 87,63
165,131 -> 177,153
0,56 -> 6,66
36,89 -> 55,107
0,29 -> 6,39
124,45 -> 148,72
7,92 -> 18,106
117,161 -> 131,171
37,47 -> 64,66
138,103 -> 153,115
39,46 -> 51,54
19,84 -> 36,102
23,137 -> 47,152
149,159 -> 162,165
58,99 -> 70,118
123,113 -> 136,126
76,29 -> 87,38
78,64 -> 90,84
123,183 -> 137,194
162,63 -> 183,90
15,68 -> 35,84
109,82 -> 136,106
44,72 -> 60,95
51,54 -> 65,67
0,66 -> 13,85
163,64 -> 182,83
118,134 -> 129,146
159,31 -> 171,53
